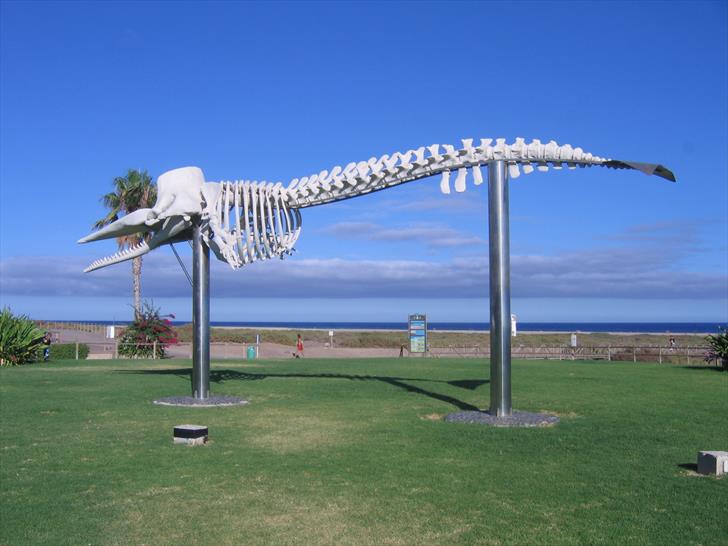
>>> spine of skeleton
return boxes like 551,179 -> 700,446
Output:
282,137 -> 673,209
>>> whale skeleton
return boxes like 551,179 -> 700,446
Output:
79,137 -> 674,272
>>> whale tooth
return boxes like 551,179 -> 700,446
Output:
427,144 -> 441,161
440,170 -> 451,194
473,164 -> 484,185
454,168 -> 467,192
508,163 -> 521,179
522,162 -> 534,174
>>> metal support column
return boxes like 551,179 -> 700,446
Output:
192,219 -> 210,400
488,160 -> 512,416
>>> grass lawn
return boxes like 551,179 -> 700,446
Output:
1,357 -> 726,545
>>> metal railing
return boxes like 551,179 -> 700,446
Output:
72,341 -> 259,360
428,345 -> 714,365
54,341 -> 717,367
35,321 -> 110,336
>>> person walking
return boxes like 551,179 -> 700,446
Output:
296,334 -> 304,358
42,332 -> 52,361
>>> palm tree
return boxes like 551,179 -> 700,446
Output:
94,169 -> 157,318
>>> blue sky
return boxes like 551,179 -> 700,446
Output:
1,0 -> 726,323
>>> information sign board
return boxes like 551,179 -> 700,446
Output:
408,314 -> 427,353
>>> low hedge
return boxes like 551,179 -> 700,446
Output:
49,343 -> 89,361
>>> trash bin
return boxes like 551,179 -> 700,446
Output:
246,345 -> 257,360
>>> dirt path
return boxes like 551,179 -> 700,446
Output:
51,328 -> 403,360
167,341 -> 401,360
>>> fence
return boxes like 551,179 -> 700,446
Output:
57,340 -> 716,366
35,321 -> 109,337
427,345 -> 714,365
76,341 -> 259,360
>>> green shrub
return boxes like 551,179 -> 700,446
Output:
50,343 -> 89,361
704,326 -> 728,370
118,302 -> 178,359
0,308 -> 46,366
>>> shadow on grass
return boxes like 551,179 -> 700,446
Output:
446,379 -> 488,390
678,463 -> 698,472
680,365 -> 726,373
119,368 -> 486,411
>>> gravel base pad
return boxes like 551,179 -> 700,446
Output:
153,396 -> 248,407
444,410 -> 559,427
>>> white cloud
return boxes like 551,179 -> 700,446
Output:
319,221 -> 485,248
2,246 -> 725,301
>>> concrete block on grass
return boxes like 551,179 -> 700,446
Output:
697,451 -> 728,476
174,425 -> 208,446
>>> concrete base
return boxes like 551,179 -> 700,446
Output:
154,396 -> 248,407
698,451 -> 728,476
174,424 -> 208,445
445,410 -> 559,427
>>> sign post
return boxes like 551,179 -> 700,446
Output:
408,314 -> 427,355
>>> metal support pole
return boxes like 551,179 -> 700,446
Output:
192,220 -> 210,400
488,160 -> 512,416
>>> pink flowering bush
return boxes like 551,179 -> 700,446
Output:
118,302 -> 178,359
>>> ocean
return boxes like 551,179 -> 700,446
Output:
47,320 -> 724,334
